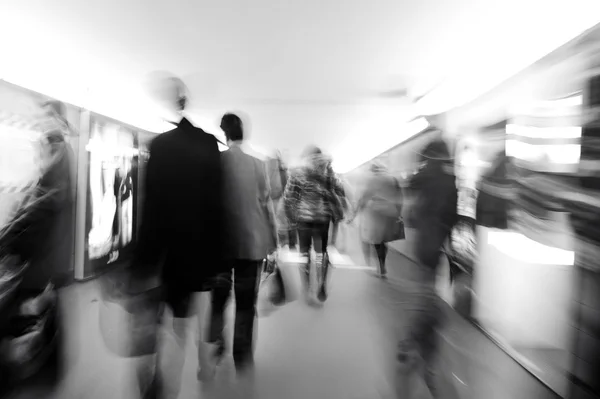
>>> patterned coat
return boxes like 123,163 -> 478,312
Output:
283,155 -> 344,224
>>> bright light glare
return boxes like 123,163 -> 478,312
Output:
415,9 -> 600,115
506,124 -> 582,139
332,117 -> 429,174
85,139 -> 139,157
488,230 -> 574,266
506,140 -> 580,165
539,95 -> 583,108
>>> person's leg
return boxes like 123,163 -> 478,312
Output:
361,241 -> 373,267
420,294 -> 443,398
232,260 -> 261,373
194,290 -> 216,381
135,355 -> 160,399
314,222 -> 330,302
396,272 -> 442,398
374,243 -> 388,277
208,268 -> 233,359
158,288 -> 193,399
297,223 -> 312,296
289,228 -> 298,251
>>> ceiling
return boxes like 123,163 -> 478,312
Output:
1,0 -> 600,171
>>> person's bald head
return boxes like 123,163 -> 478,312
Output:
146,71 -> 188,112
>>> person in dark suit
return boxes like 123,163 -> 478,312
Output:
209,113 -> 278,379
131,75 -> 225,398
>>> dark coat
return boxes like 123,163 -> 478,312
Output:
408,161 -> 458,269
133,118 -> 224,290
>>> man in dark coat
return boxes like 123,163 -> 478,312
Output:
131,75 -> 225,398
134,118 -> 224,301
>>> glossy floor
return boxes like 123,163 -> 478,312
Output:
4,249 -> 561,399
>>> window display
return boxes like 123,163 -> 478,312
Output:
84,116 -> 139,277
450,138 -> 481,275
135,131 -> 154,235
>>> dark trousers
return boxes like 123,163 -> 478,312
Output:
396,285 -> 443,397
209,260 -> 261,370
298,221 -> 329,254
288,228 -> 298,249
297,221 -> 329,294
362,242 -> 388,275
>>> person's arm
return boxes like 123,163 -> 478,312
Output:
263,161 -> 280,252
355,179 -> 373,214
282,171 -> 300,222
347,180 -> 371,223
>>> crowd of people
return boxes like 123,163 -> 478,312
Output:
0,74 -> 459,399
130,75 -> 458,399
129,76 -> 357,398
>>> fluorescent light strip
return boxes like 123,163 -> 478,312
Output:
487,230 -> 574,266
506,139 -> 581,164
506,124 -> 582,139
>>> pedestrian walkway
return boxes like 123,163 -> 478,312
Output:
4,257 -> 404,399
5,249 -> 563,399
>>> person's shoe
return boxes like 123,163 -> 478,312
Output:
213,341 -> 226,365
308,296 -> 324,308
197,341 -> 225,382
317,283 -> 328,302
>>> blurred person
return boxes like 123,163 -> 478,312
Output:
283,146 -> 344,304
266,151 -> 291,249
271,150 -> 299,251
209,113 -> 278,380
395,135 -> 458,398
351,162 -> 402,278
325,157 -> 348,249
0,100 -> 74,394
129,75 -> 225,399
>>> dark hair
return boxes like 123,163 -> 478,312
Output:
221,113 -> 244,141
302,145 -> 322,159
420,138 -> 451,162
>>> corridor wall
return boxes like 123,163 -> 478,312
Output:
442,24 -> 600,399
0,79 -> 159,282
341,128 -> 441,265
